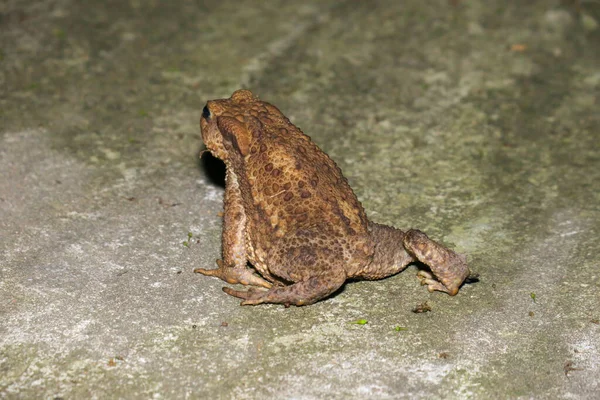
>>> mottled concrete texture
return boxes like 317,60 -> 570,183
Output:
1,0 -> 599,398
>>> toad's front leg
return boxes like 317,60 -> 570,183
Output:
194,171 -> 271,289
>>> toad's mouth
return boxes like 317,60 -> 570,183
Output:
198,148 -> 211,159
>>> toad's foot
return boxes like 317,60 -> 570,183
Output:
403,229 -> 469,296
194,259 -> 272,288
417,270 -> 452,293
222,271 -> 346,307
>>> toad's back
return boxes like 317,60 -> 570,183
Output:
215,91 -> 370,244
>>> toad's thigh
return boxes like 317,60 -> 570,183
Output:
266,235 -> 346,282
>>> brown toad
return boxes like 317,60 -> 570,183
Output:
194,90 -> 470,306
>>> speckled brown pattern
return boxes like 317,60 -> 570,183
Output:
194,90 -> 470,306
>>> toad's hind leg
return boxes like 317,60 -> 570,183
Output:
224,238 -> 349,306
402,229 -> 470,296
223,269 -> 346,306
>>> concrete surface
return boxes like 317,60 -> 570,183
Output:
1,0 -> 599,398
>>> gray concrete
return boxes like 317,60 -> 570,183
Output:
1,0 -> 599,398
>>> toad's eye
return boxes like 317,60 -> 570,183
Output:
202,105 -> 211,120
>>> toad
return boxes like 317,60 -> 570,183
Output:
194,90 -> 470,306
